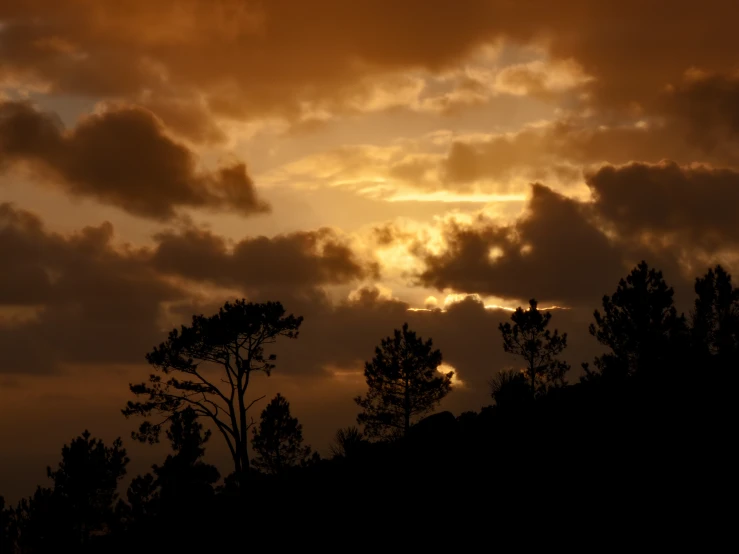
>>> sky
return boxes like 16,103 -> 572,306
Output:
2,0 -> 739,500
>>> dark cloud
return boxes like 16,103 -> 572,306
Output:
659,72 -> 739,154
0,204 -> 380,374
439,115 -> 739,190
0,203 -> 185,373
588,161 -> 739,251
2,1 -> 737,124
127,96 -> 227,144
416,184 -> 627,306
0,101 -> 269,220
411,181 -> 711,309
0,1 -> 498,122
151,226 -> 379,291
0,199 -> 604,384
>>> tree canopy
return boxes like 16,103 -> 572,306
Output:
10,431 -> 128,550
355,322 -> 452,439
586,261 -> 686,379
691,264 -> 739,368
126,408 -> 219,526
498,299 -> 570,395
251,394 -> 313,474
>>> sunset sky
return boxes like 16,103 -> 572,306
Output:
2,1 -> 739,500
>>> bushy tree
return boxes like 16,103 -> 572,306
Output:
355,323 -> 452,439
12,431 -> 128,550
499,299 -> 570,395
691,265 -> 739,368
489,369 -> 532,409
12,486 -> 62,551
49,431 -> 128,545
0,495 -> 12,554
251,394 -> 313,474
126,473 -> 159,523
154,408 -> 220,505
123,300 -> 303,485
586,261 -> 686,379
126,408 -> 220,523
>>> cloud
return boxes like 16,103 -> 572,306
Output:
0,199 -> 606,383
0,101 -> 269,220
440,115 -> 739,189
588,161 -> 739,252
392,164 -> 739,310
150,226 -> 380,292
659,71 -> 739,154
262,107 -> 739,206
0,0 -> 500,122
126,95 -> 227,144
492,58 -> 592,99
3,1 -> 738,125
0,203 -> 381,374
0,203 -> 185,373
414,184 -> 628,307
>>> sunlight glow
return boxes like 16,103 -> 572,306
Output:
424,296 -> 439,308
439,363 -> 464,388
386,191 -> 527,203
488,246 -> 504,261
406,293 -> 570,313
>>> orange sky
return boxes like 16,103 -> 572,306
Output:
2,0 -> 739,501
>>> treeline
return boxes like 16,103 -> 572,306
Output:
0,261 -> 736,551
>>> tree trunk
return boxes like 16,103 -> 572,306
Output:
229,442 -> 249,495
530,361 -> 536,395
404,375 -> 411,437
238,443 -> 249,494
236,360 -> 250,494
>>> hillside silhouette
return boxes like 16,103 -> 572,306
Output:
1,261 -> 735,551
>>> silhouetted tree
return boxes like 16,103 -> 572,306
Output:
691,265 -> 739,368
251,393 -> 312,474
499,299 -> 570,395
126,473 -> 159,523
124,407 -> 220,536
11,432 -> 128,550
12,486 -> 62,552
48,430 -> 129,546
329,426 -> 366,458
0,495 -> 12,554
154,408 -> 220,506
123,300 -> 303,486
489,369 -> 532,408
355,323 -> 452,439
586,261 -> 686,379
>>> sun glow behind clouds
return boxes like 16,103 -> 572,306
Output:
407,293 -> 569,313
439,363 -> 464,388
386,191 -> 527,203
